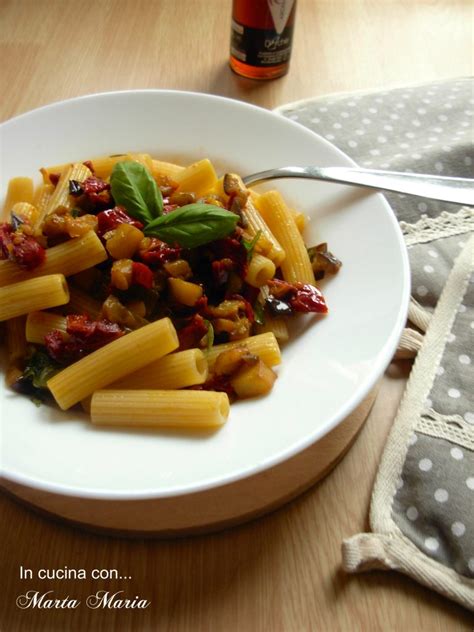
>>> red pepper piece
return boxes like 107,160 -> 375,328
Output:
132,262 -> 153,289
97,206 -> 144,237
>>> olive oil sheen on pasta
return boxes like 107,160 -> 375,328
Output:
229,0 -> 297,80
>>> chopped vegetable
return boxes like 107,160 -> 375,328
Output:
307,242 -> 342,280
45,315 -> 125,363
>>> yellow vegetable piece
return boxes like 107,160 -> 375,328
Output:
168,277 -> 203,307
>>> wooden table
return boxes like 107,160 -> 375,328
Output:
1,1 -> 472,630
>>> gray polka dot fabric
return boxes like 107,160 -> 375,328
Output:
277,78 -> 474,583
409,234 -> 468,312
429,274 -> 474,421
393,433 -> 473,578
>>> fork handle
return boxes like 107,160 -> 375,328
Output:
243,166 -> 474,206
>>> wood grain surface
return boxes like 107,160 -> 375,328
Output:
1,1 -> 473,630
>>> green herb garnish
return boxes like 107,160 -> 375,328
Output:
145,204 -> 239,249
110,161 -> 163,224
23,350 -> 60,389
110,162 -> 238,248
203,319 -> 215,350
242,230 -> 262,261
253,301 -> 265,326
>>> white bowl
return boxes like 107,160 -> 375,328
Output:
0,91 -> 410,530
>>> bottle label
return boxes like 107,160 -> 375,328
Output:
231,19 -> 294,67
268,0 -> 296,35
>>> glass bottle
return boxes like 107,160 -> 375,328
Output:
230,0 -> 297,80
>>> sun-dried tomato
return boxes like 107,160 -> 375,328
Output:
132,262 -> 153,289
82,176 -> 112,209
210,236 -> 248,278
12,234 -> 46,269
290,284 -> 328,313
97,206 -> 143,237
177,314 -> 208,350
0,223 -> 45,269
211,258 -> 234,286
45,315 -> 124,364
138,237 -> 181,266
267,279 -> 328,314
49,173 -> 61,186
0,222 -> 13,258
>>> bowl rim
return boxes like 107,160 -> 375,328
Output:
0,89 -> 411,500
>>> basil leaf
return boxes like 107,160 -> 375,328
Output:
145,204 -> 239,248
110,161 -> 163,224
242,230 -> 262,261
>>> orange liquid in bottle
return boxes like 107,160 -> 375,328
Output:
230,0 -> 297,80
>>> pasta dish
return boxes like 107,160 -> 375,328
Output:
0,154 -> 341,429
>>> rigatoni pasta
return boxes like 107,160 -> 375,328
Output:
110,349 -> 208,390
0,274 -> 69,321
0,231 -> 107,286
1,153 -> 341,431
255,190 -> 315,285
91,390 -> 229,428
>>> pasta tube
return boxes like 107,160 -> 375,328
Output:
242,197 -> 285,266
256,191 -> 315,285
256,314 -> 289,343
245,253 -> 276,288
127,153 -> 153,173
33,183 -> 55,214
291,209 -> 306,233
41,162 -> 92,222
2,177 -> 34,219
91,390 -> 229,428
205,332 -> 281,372
26,311 -> 67,344
0,231 -> 107,287
0,274 -> 69,321
151,159 -> 184,180
110,349 -> 208,390
5,317 -> 27,386
47,317 -> 179,410
174,159 -> 218,197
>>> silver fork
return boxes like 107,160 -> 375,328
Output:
242,166 -> 474,206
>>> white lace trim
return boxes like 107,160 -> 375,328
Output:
417,409 -> 474,451
400,208 -> 474,247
